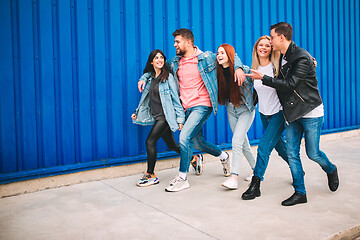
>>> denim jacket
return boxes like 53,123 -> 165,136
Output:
168,48 -> 250,115
133,73 -> 185,132
237,76 -> 256,112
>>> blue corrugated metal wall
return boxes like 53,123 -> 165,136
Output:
1,0 -> 359,183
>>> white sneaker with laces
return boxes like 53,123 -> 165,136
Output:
165,175 -> 190,192
245,173 -> 254,182
222,177 -> 238,190
220,152 -> 231,177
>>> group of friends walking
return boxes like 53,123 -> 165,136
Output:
131,22 -> 339,206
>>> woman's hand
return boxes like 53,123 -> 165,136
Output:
312,57 -> 317,68
178,123 -> 183,131
131,113 -> 136,120
244,69 -> 264,80
138,80 -> 146,93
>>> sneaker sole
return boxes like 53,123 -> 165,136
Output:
136,180 -> 160,187
165,183 -> 190,192
222,167 -> 230,177
221,183 -> 238,190
195,165 -> 203,175
241,192 -> 261,200
193,155 -> 203,175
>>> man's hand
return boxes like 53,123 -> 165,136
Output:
244,69 -> 264,80
178,123 -> 183,130
234,68 -> 246,86
131,113 -> 136,120
138,80 -> 146,93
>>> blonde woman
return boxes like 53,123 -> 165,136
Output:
242,36 -> 290,200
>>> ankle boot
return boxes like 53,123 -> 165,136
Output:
327,165 -> 339,192
241,176 -> 261,200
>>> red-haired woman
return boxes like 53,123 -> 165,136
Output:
216,44 -> 256,190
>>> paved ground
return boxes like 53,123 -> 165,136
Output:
0,134 -> 359,240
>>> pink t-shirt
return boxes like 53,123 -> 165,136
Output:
177,47 -> 212,110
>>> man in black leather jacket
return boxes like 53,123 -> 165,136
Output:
245,22 -> 339,206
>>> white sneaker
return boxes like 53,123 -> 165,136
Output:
165,175 -> 190,192
220,152 -> 231,177
222,177 -> 238,190
245,173 -> 254,182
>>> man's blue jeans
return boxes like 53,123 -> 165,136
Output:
254,111 -> 289,180
286,116 -> 335,195
179,106 -> 222,173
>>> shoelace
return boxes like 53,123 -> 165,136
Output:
221,153 -> 229,162
170,175 -> 184,185
141,174 -> 152,180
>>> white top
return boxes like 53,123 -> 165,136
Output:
281,56 -> 324,118
254,63 -> 282,115
303,104 -> 324,118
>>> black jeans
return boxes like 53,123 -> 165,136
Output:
146,120 -> 180,174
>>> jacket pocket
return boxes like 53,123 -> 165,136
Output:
203,62 -> 216,73
293,90 -> 305,103
159,89 -> 170,96
136,106 -> 153,123
285,95 -> 301,108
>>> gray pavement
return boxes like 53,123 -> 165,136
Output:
0,134 -> 360,240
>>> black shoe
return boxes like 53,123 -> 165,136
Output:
327,165 -> 339,192
241,176 -> 261,200
281,192 -> 307,206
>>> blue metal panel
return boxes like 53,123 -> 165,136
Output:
317,0 -> 327,127
0,0 -> 17,173
355,0 -> 359,124
352,0 -> 359,126
0,0 -> 359,183
36,0 -> 57,168
343,0 -> 351,127
18,0 -> 38,170
93,0 -> 109,159
108,0 -> 123,158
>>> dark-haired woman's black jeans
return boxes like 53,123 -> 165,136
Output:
146,120 -> 180,174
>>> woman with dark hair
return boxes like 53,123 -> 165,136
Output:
216,44 -> 256,190
132,49 -> 188,187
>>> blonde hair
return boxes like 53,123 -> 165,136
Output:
251,35 -> 280,77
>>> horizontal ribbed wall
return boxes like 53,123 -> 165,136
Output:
1,0 -> 359,183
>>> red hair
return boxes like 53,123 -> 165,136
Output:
216,44 -> 243,107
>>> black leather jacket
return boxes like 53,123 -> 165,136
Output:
262,41 -> 323,123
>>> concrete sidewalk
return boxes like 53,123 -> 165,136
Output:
0,133 -> 359,240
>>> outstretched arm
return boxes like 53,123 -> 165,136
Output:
137,72 -> 151,92
245,56 -> 311,92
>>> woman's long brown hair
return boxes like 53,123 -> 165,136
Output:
217,44 -> 243,107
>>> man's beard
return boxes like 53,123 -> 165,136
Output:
176,49 -> 186,56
